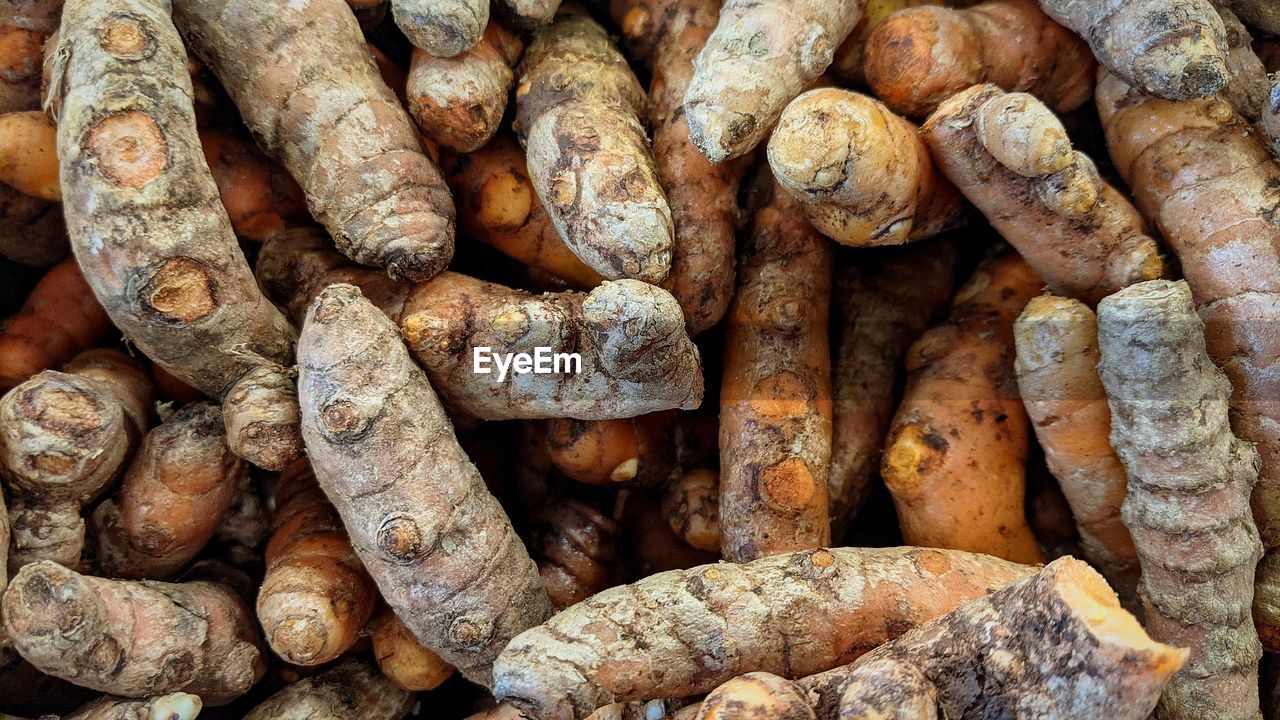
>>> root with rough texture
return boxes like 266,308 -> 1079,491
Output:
527,497 -> 621,609
661,467 -> 720,553
370,606 -> 456,691
64,693 -> 202,720
1218,0 -> 1280,35
243,660 -> 414,720
1098,280 -> 1263,720
831,0 -> 945,84
408,22 -> 522,152
0,259 -> 108,389
392,0 -> 487,57
298,283 -> 553,687
493,546 -> 1033,719
881,252 -> 1044,564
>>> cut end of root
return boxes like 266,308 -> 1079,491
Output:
386,248 -> 451,283
685,102 -> 754,165
2,561 -> 93,642
150,693 -> 203,720
268,614 -> 333,666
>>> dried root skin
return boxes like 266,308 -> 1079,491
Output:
613,0 -> 747,334
62,349 -> 154,435
661,467 -> 719,553
443,135 -> 604,288
220,364 -> 302,472
0,259 -> 108,389
528,497 -> 621,610
769,89 -> 966,246
408,22 -> 521,151
1265,75 -> 1280,158
492,546 -> 1034,719
174,0 -> 456,282
298,284 -> 553,687
1014,295 -> 1139,597
695,672 -> 816,720
1,561 -> 264,704
831,0 -> 945,84
0,110 -> 58,200
1038,0 -> 1230,100
829,242 -> 956,538
515,7 -> 673,284
393,0 -> 487,57
1255,553 -> 1280,651
881,253 -> 1045,564
720,181 -> 832,562
544,413 -> 676,487
864,0 -> 1094,119
0,181 -> 66,268
257,461 -> 376,666
199,130 -> 308,242
1098,280 -> 1263,720
1218,7 -> 1270,121
922,85 -> 1162,304
53,0 -> 300,470
803,557 -> 1185,720
371,606 -> 456,691
243,659 -> 414,720
836,657 -> 940,720
92,402 -> 244,580
682,0 -> 864,163
1095,74 -> 1280,555
65,693 -> 202,720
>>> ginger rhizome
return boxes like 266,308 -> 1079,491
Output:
408,22 -> 522,152
611,0 -> 748,334
1037,0 -> 1230,100
0,110 -> 58,200
768,88 -> 966,247
1014,295 -> 1139,597
0,0 -> 61,114
922,85 -> 1162,305
1098,280 -> 1263,720
243,659 -> 414,720
661,467 -> 720,553
1,349 -> 153,570
527,496 -> 621,609
515,6 -> 673,284
392,0 -> 487,57
297,283 -> 553,686
493,547 -> 1033,719
862,0 -> 1094,119
0,258 -> 109,390
881,252 -> 1044,564
370,606 -> 457,692
829,241 -> 956,537
1096,73 -> 1280,592
199,130 -> 308,242
258,228 -> 704,420
52,0 -> 301,471
442,135 -> 603,288
257,460 -> 377,666
699,557 -> 1184,720
2,561 -> 264,704
682,0 -> 864,163
544,414 -> 675,487
173,0 -> 456,282
719,179 -> 832,562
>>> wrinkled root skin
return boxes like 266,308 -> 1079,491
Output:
243,660 -> 415,720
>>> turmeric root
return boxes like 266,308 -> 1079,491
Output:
392,0 -> 487,57
298,283 -> 553,686
1037,0 -> 1231,100
258,228 -> 704,420
527,496 -> 621,610
661,467 -> 719,553
1265,80 -> 1280,158
1096,73 -> 1280,560
611,0 -> 748,334
0,110 -> 57,200
2,561 -> 264,704
63,693 -> 201,720
696,673 -> 816,720
862,0 -> 1094,119
544,414 -> 676,487
91,402 -> 243,580
768,89 -> 966,247
830,0 -> 944,84
1098,280 -> 1263,720
720,179 -> 832,562
922,86 -> 1162,304
1,350 -> 153,570
829,241 -> 957,538
681,0 -> 864,163
199,130 -> 308,242
442,135 -> 603,288
1014,295 -> 1139,597
408,22 -> 522,152
370,606 -> 456,691
243,660 -> 414,720
0,1 -> 61,114
704,557 -> 1184,720
881,252 -> 1044,564
0,181 -> 65,268
0,258 -> 108,390
515,6 -> 673,284
174,0 -> 456,282
52,0 -> 302,471
1219,0 -> 1280,36
1218,7 -> 1271,121
492,546 -> 1033,719
257,460 -> 377,666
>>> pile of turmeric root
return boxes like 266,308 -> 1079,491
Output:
2,0 -> 1280,717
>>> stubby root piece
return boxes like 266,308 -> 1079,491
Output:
527,497 -> 622,609
544,414 -> 676,487
408,22 -> 522,152
0,258 -> 108,390
392,0 -> 487,57
64,694 -> 202,720
243,660 -> 414,720
370,606 -> 456,692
